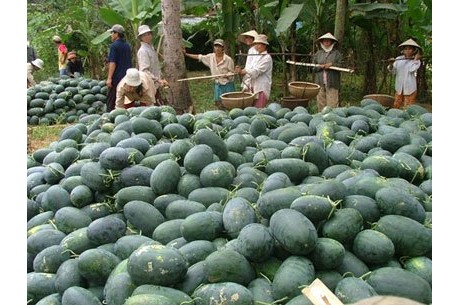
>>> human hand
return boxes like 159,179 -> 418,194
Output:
159,79 -> 169,87
106,78 -> 112,88
387,57 -> 395,63
324,63 -> 332,69
415,53 -> 423,61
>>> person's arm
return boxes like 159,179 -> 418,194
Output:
311,51 -> 323,72
107,62 -> 116,88
184,51 -> 200,60
27,65 -> 36,87
138,49 -> 157,79
228,57 -> 235,81
408,53 -> 422,73
115,83 -> 125,109
140,80 -> 157,105
387,56 -> 401,73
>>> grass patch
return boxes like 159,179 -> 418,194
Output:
28,124 -> 69,154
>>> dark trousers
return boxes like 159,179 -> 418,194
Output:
106,86 -> 117,112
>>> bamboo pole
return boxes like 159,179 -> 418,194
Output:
286,60 -> 355,73
177,73 -> 236,82
236,52 -> 310,57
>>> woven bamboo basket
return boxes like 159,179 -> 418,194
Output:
363,94 -> 394,108
221,92 -> 255,109
281,96 -> 310,110
288,82 -> 320,99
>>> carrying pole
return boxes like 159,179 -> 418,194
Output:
177,73 -> 236,82
286,60 -> 355,73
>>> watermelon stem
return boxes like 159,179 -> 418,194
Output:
342,271 -> 355,278
62,248 -> 79,258
258,272 -> 272,283
47,219 -> 58,230
359,271 -> 372,280
46,163 -> 65,176
326,197 -> 340,220
271,296 -> 289,304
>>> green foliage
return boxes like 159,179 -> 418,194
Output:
27,0 -> 431,104
275,4 -> 304,35
90,0 -> 164,70
28,0 -> 112,81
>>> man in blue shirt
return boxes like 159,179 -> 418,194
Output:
106,24 -> 132,111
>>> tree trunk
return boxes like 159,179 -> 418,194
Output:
161,0 -> 193,113
222,0 -> 235,57
362,29 -> 377,95
417,60 -> 429,103
289,24 -> 297,82
334,0 -> 347,44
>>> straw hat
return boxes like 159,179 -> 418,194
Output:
317,32 -> 338,42
399,38 -> 421,49
213,39 -> 224,46
138,25 -> 152,37
52,35 -> 62,42
31,58 -> 44,70
237,30 -> 258,43
125,68 -> 142,87
253,34 -> 269,45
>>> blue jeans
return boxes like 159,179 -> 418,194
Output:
59,69 -> 67,76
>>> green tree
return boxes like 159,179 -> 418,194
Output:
27,0 -> 109,80
91,0 -> 163,68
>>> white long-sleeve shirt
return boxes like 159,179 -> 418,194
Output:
137,41 -> 162,84
388,55 -> 421,95
242,50 -> 272,99
244,46 -> 258,70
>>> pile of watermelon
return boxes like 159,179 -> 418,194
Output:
27,76 -> 107,126
27,100 -> 432,305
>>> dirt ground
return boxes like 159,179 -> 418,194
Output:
27,125 -> 66,154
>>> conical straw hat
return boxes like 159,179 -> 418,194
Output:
317,32 -> 338,42
238,30 -> 258,43
399,38 -> 421,49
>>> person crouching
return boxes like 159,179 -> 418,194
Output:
115,68 -> 156,109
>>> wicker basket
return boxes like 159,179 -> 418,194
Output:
221,92 -> 255,109
363,94 -> 394,108
281,96 -> 310,110
288,82 -> 320,99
